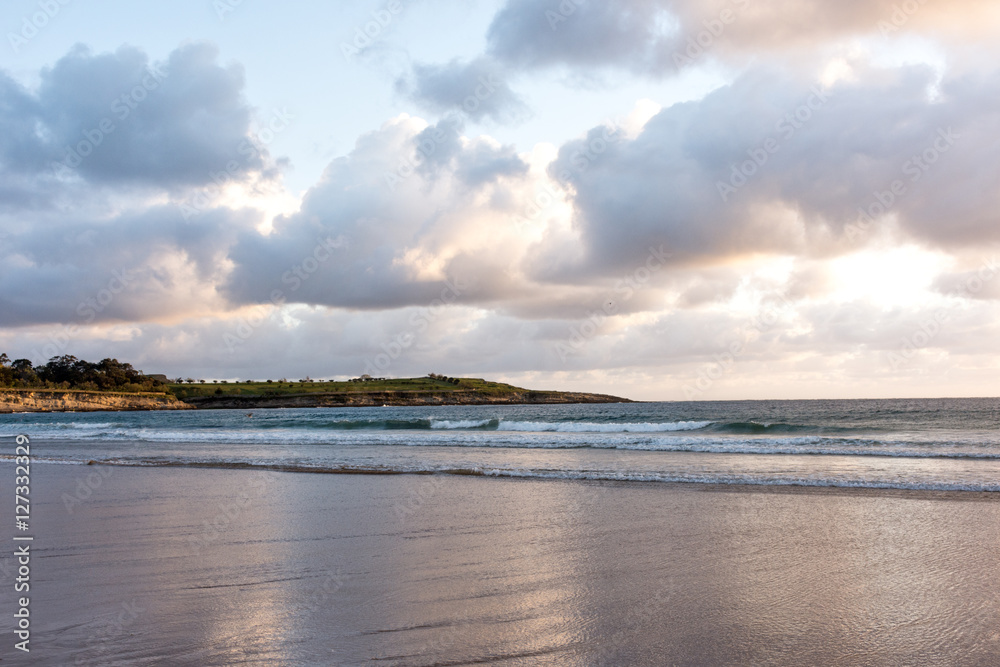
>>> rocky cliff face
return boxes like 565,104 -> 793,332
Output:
183,390 -> 631,409
0,389 -> 630,413
0,391 -> 192,413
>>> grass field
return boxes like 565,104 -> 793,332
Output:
166,376 -> 535,401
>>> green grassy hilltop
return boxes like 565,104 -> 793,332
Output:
0,354 -> 631,410
167,376 -> 530,401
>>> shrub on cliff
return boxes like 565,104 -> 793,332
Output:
0,353 -> 165,392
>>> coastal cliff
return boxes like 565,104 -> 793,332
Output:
0,390 -> 193,413
0,376 -> 632,413
183,390 -> 630,409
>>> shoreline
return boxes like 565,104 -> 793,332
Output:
15,458 -> 1000,501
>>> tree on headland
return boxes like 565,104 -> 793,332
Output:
11,359 -> 39,386
0,353 -> 165,392
0,358 -> 41,387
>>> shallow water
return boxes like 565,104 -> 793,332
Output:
3,397 -> 1000,491
7,464 -> 1000,665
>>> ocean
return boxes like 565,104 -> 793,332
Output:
4,397 -> 999,492
5,398 -> 1000,665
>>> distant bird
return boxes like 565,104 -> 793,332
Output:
245,413 -> 253,418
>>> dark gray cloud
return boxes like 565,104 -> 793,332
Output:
0,42 -> 287,328
486,0 -> 1000,76
0,205 -> 255,327
538,64 -> 1000,280
487,0 -> 681,74
0,42 -> 266,190
397,57 -> 529,124
454,140 -> 528,186
412,117 -> 528,185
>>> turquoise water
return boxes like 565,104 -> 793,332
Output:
3,398 -> 1000,491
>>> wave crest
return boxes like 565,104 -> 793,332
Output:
496,420 -> 713,433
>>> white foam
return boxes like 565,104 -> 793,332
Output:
477,468 -> 1000,492
429,419 -> 493,429
495,420 -> 713,433
14,456 -> 998,492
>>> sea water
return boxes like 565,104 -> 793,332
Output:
3,397 -> 999,492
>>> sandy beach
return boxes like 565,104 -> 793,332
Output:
3,462 -> 999,665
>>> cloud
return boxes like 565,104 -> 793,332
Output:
3,28 -> 1000,399
0,205 -> 255,328
0,42 -> 268,190
222,115 -> 533,311
5,45 -> 999,345
537,64 -> 1000,281
485,0 -> 1000,76
412,117 -> 529,186
931,261 -> 1000,301
0,43 -> 283,328
5,263 -> 999,399
487,0 -> 682,74
396,57 -> 529,124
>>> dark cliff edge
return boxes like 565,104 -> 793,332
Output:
183,390 -> 633,410
0,390 -> 193,413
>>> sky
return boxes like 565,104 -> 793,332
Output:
1,0 -> 999,401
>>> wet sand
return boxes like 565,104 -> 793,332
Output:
4,463 -> 1000,665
